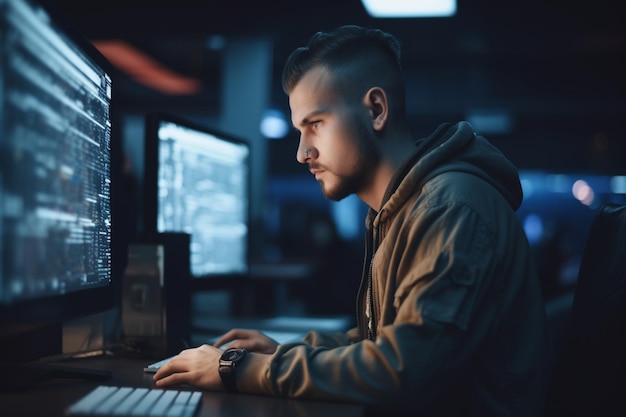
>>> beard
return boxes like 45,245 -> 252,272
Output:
318,116 -> 381,201
319,173 -> 363,201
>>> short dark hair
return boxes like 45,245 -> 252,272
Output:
282,25 -> 406,116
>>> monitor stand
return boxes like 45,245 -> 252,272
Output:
0,313 -> 115,392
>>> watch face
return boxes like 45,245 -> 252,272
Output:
222,348 -> 245,362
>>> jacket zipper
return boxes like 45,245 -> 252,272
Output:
366,259 -> 375,340
368,216 -> 380,341
357,240 -> 370,340
359,211 -> 381,341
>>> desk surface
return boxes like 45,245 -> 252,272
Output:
0,356 -> 365,417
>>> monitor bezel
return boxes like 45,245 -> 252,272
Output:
142,112 -> 252,289
0,0 -> 119,343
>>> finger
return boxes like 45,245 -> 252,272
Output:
223,339 -> 250,350
154,371 -> 190,388
222,339 -> 239,347
212,329 -> 249,347
152,355 -> 188,380
153,363 -> 177,381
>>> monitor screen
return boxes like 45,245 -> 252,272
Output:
0,0 -> 115,338
143,113 -> 250,281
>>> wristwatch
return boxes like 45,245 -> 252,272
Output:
218,347 -> 248,392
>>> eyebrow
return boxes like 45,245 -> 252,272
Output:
293,109 -> 328,130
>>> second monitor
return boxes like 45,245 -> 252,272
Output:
142,113 -> 251,284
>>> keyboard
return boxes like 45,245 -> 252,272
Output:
66,385 -> 202,417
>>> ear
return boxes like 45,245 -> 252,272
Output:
363,87 -> 388,132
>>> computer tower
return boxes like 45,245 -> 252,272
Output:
121,233 -> 191,358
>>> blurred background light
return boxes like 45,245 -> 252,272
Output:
361,0 -> 456,18
260,109 -> 289,139
93,39 -> 203,95
547,174 -> 570,193
572,179 -> 595,206
610,176 -> 626,194
523,213 -> 544,245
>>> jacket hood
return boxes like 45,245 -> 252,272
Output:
376,121 -> 523,220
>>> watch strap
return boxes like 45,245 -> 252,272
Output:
218,364 -> 238,392
219,348 -> 247,392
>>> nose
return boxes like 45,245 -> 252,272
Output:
296,141 -> 317,164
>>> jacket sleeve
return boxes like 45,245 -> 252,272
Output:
302,327 -> 360,348
236,320 -> 479,410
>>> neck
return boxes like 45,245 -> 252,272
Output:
357,127 -> 415,211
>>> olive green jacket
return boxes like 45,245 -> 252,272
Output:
238,121 -> 551,417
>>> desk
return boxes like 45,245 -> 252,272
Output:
0,356 -> 365,417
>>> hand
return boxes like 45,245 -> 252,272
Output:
213,329 -> 279,354
153,344 -> 224,390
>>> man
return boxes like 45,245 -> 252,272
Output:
154,25 -> 551,416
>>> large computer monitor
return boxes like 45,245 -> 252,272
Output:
143,113 -> 250,286
0,0 -> 116,355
